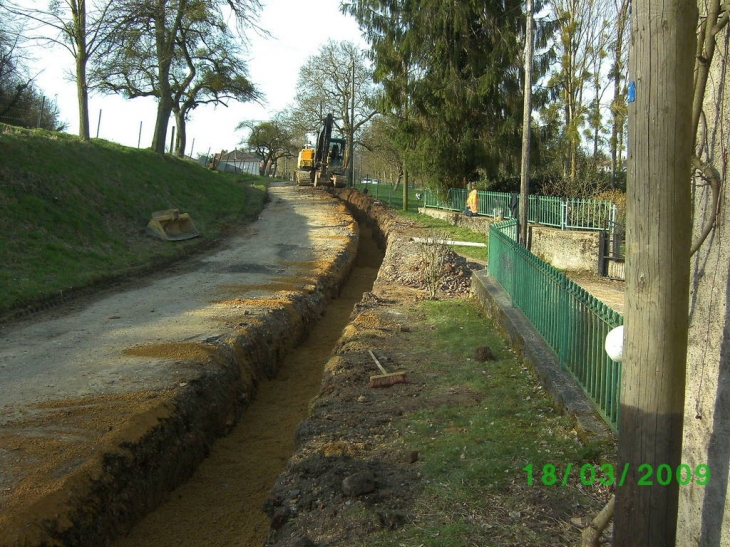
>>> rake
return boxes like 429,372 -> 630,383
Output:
368,349 -> 407,388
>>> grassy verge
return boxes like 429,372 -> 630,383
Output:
397,209 -> 489,263
348,184 -> 488,262
366,298 -> 614,547
0,124 -> 268,315
352,182 -> 426,211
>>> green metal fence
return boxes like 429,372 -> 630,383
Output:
488,219 -> 623,431
424,189 -> 617,231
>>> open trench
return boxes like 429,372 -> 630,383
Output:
111,224 -> 384,547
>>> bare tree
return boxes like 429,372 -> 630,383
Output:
292,40 -> 378,169
0,14 -> 65,130
608,0 -> 630,188
237,114 -> 296,176
5,0 -> 117,140
359,115 -> 403,184
546,0 -> 612,183
170,10 -> 261,156
0,24 -> 30,120
94,0 -> 262,154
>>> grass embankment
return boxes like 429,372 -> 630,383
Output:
370,299 -> 613,546
0,124 -> 267,316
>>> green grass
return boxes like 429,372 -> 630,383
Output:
0,124 -> 268,315
362,299 -> 613,547
352,182 -> 426,211
350,184 -> 488,262
396,209 -> 489,262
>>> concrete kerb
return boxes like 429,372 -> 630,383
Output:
471,270 -> 614,441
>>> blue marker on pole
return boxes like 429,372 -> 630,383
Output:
628,81 -> 636,103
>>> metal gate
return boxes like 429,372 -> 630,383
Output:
599,221 -> 625,280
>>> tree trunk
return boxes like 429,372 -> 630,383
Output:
152,80 -> 173,154
76,55 -> 90,141
610,0 -> 629,188
519,0 -> 534,246
174,108 -> 187,157
569,139 -> 578,183
74,0 -> 90,141
150,0 -> 182,155
614,2 -> 697,545
402,167 -> 409,211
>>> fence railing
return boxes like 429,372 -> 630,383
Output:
424,188 -> 617,231
488,219 -> 624,431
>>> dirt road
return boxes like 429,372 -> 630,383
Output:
0,184 -> 358,546
0,184 -> 352,410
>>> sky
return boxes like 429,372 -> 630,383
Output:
25,0 -> 368,157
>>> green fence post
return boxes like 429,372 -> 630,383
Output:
558,274 -> 570,369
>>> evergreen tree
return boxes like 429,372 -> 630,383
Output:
344,0 -> 539,191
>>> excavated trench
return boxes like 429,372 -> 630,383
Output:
111,224 -> 384,547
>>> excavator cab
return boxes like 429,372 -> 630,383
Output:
328,138 -> 346,170
146,209 -> 200,241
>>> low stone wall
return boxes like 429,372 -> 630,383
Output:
530,226 -> 600,273
418,207 -> 600,274
417,207 -> 494,236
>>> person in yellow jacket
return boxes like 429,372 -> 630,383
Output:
464,186 -> 478,216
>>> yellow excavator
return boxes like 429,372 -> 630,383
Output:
295,113 -> 347,188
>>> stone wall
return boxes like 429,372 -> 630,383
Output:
530,226 -> 600,273
677,4 -> 730,543
418,207 -> 600,274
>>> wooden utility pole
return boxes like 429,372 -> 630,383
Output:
519,0 -> 534,246
614,2 -> 697,545
349,56 -> 356,188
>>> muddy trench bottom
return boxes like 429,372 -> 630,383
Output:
112,226 -> 383,547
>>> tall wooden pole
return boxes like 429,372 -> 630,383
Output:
614,1 -> 697,545
519,0 -> 534,246
349,56 -> 356,188
402,62 -> 410,212
36,96 -> 46,128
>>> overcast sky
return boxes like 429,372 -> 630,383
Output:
24,0 -> 368,156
